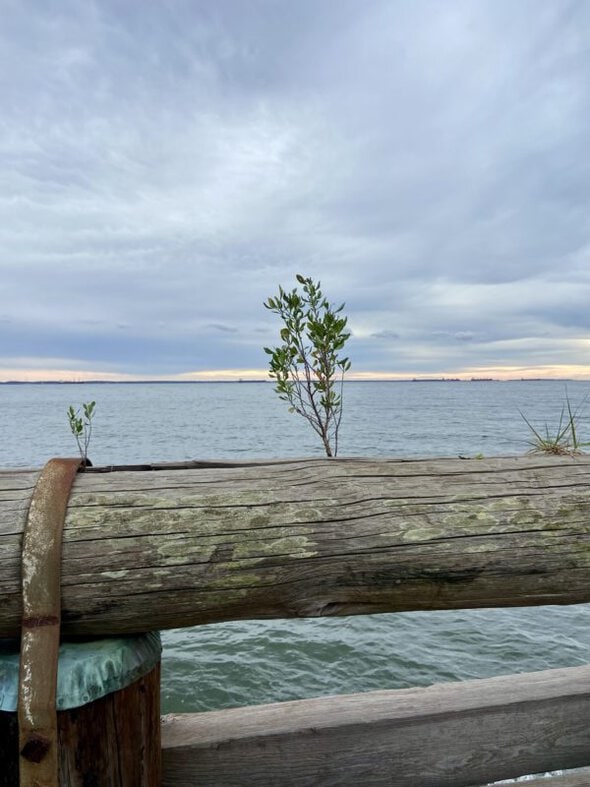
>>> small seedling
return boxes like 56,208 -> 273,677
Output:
520,392 -> 589,455
67,400 -> 96,466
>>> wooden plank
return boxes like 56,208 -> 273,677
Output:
160,664 -> 590,787
0,456 -> 590,635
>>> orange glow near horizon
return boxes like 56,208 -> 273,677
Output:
1,364 -> 590,383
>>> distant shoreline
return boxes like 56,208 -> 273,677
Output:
0,378 -> 579,386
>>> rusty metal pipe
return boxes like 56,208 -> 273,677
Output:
18,458 -> 82,787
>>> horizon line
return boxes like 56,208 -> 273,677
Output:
1,365 -> 590,384
1,376 -> 588,385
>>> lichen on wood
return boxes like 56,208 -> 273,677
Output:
0,456 -> 589,637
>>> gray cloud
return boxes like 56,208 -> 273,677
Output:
370,330 -> 401,340
1,0 -> 589,378
207,323 -> 238,334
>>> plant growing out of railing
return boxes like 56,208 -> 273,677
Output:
264,274 -> 351,457
520,392 -> 589,455
67,400 -> 96,466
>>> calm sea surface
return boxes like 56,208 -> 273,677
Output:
1,380 -> 589,716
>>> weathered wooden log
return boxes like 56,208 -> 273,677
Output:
160,663 -> 590,786
1,456 -> 590,637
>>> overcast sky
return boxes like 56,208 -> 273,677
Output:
2,0 -> 590,381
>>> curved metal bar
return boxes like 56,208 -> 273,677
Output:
18,458 -> 82,787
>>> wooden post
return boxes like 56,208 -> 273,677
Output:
1,456 -> 163,785
0,662 -> 161,786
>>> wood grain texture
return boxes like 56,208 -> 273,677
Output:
160,664 -> 590,787
1,664 -> 160,786
1,456 -> 590,636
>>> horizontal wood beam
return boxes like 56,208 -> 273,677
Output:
160,664 -> 590,787
1,456 -> 590,636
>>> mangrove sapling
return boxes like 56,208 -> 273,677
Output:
67,400 -> 96,466
520,392 -> 590,455
264,274 -> 351,457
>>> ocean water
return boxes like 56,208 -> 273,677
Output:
1,379 -> 589,716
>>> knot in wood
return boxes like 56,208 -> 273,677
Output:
20,733 -> 51,763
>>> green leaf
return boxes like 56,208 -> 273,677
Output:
263,274 -> 351,456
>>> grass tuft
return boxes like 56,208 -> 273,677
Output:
520,391 -> 590,456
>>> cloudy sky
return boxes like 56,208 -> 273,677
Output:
2,0 -> 590,381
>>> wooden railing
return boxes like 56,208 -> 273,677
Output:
161,666 -> 590,786
2,456 -> 590,785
